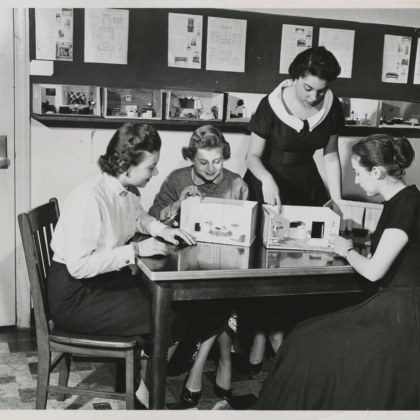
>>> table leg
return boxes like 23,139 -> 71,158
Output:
149,283 -> 172,409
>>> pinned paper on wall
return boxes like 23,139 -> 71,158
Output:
206,16 -> 247,73
414,38 -> 420,84
168,13 -> 203,69
279,24 -> 313,74
382,34 -> 411,84
84,9 -> 129,65
35,8 -> 73,61
318,27 -> 355,78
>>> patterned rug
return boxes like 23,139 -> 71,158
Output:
0,327 -> 269,410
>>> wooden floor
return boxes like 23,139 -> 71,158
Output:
0,325 -> 270,410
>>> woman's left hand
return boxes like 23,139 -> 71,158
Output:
333,235 -> 353,258
160,227 -> 197,246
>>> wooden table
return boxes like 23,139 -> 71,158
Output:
137,241 -> 377,409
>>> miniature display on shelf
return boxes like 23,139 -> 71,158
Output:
261,205 -> 340,251
226,92 -> 265,122
340,97 -> 380,127
180,196 -> 258,246
102,87 -> 162,119
165,89 -> 224,121
378,99 -> 420,127
32,84 -> 101,116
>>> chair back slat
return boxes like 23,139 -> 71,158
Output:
18,198 -> 60,342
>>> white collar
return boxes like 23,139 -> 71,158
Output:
268,79 -> 333,133
103,173 -> 129,196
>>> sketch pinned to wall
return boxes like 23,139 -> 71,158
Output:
168,13 -> 203,69
206,16 -> 247,73
382,34 -> 411,84
35,8 -> 73,61
84,9 -> 129,65
279,24 -> 313,74
318,27 -> 355,78
414,38 -> 420,84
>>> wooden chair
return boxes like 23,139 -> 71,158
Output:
18,198 -> 141,409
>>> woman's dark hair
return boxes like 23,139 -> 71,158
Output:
289,46 -> 341,82
352,134 -> 415,179
182,124 -> 231,161
98,123 -> 161,176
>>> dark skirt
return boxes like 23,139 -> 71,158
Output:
47,261 -> 152,337
256,290 -> 420,410
47,261 -> 231,343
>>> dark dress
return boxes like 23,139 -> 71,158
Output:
238,91 -> 347,347
256,185 -> 420,410
244,93 -> 344,206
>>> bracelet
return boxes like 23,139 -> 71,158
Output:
346,247 -> 355,259
131,241 -> 139,258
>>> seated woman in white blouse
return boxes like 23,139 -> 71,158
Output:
47,123 -> 196,406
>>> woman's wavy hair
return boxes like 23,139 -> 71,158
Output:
98,123 -> 161,176
352,134 -> 415,179
289,46 -> 341,82
182,124 -> 231,161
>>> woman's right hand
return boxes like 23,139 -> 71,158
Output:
261,175 -> 281,210
179,185 -> 203,202
137,237 -> 169,257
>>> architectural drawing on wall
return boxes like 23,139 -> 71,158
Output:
382,34 -> 411,84
168,13 -> 203,69
279,24 -> 313,74
206,17 -> 247,72
35,8 -> 73,61
414,38 -> 420,84
84,8 -> 129,64
319,27 -> 355,78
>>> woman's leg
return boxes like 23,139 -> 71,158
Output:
215,331 -> 232,391
185,334 -> 218,391
269,330 -> 284,353
249,331 -> 266,365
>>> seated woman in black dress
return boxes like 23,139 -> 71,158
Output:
257,134 -> 420,409
47,123 -> 196,406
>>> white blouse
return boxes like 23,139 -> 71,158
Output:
51,173 -> 166,279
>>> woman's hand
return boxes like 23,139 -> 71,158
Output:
179,185 -> 203,202
160,227 -> 197,246
137,237 -> 170,257
333,235 -> 354,258
159,186 -> 203,225
261,175 -> 281,210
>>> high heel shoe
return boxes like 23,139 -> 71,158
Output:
246,361 -> 263,376
180,375 -> 202,408
212,371 -> 232,400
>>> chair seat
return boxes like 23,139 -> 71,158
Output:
49,327 -> 142,349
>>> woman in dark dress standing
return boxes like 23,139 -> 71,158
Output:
240,46 -> 345,373
257,134 -> 420,409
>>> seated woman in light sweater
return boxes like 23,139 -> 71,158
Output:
149,124 -> 248,407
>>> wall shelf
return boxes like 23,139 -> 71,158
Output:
31,114 -> 251,133
32,113 -> 420,138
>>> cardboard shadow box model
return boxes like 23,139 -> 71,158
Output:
180,197 -> 258,247
262,199 -> 384,252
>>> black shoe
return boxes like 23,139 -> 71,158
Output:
134,397 -> 148,410
180,375 -> 202,408
212,371 -> 232,400
247,361 -> 263,376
